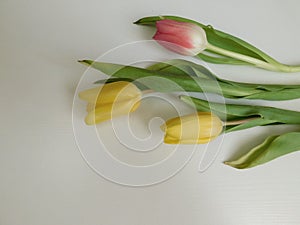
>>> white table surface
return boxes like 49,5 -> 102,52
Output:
1,0 -> 300,224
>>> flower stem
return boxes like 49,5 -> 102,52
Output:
206,43 -> 300,72
206,43 -> 277,71
224,117 -> 259,126
274,64 -> 300,72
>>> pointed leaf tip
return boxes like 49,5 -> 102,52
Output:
78,59 -> 93,66
133,20 -> 139,24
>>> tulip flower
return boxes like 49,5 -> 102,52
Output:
153,19 -> 208,56
79,81 -> 141,125
161,112 -> 223,144
136,15 -> 300,72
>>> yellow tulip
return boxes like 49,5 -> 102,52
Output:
161,112 -> 223,144
79,81 -> 140,104
79,81 -> 141,125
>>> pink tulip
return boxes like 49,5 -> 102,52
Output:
153,19 -> 208,56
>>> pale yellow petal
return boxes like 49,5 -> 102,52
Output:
84,96 -> 141,125
162,112 -> 223,144
79,81 -> 141,105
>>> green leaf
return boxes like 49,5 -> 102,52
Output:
93,78 -> 149,90
180,96 -> 300,132
245,88 -> 300,101
203,26 -> 266,62
79,59 -> 300,100
144,59 -> 300,100
79,60 -> 225,94
94,78 -> 133,84
146,60 -> 193,76
147,59 -> 300,96
225,132 -> 300,169
146,59 -> 217,79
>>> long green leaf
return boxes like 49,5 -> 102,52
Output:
224,132 -> 300,169
146,59 -> 300,100
146,59 -> 217,79
80,59 -> 300,100
79,60 -> 256,97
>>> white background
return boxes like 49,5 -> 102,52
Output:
1,0 -> 300,224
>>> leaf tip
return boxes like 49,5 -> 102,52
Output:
133,19 -> 140,25
223,161 -> 241,169
223,161 -> 233,166
78,59 -> 92,66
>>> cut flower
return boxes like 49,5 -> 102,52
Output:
161,112 -> 223,144
79,81 -> 141,125
153,19 -> 208,56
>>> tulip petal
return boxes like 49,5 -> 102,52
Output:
79,81 -> 141,104
85,98 -> 141,125
80,81 -> 142,125
162,112 -> 223,144
153,19 -> 207,56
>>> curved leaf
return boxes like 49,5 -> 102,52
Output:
225,132 -> 300,169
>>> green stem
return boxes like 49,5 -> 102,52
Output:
224,117 -> 259,126
206,43 -> 300,72
206,43 -> 278,71
275,64 -> 300,72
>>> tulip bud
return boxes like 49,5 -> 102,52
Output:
153,19 -> 208,56
161,112 -> 223,144
79,81 -> 141,125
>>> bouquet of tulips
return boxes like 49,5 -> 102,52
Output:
78,15 -> 300,169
